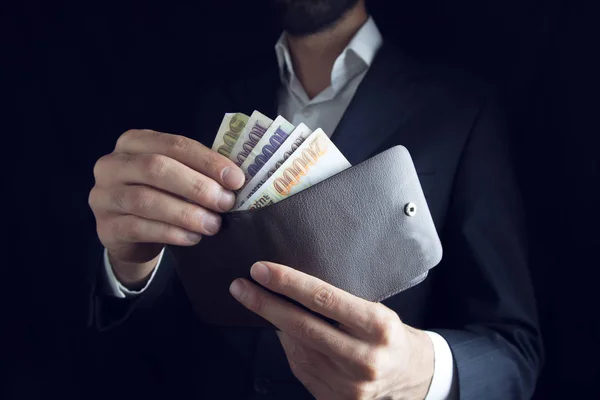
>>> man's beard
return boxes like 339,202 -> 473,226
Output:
272,0 -> 360,36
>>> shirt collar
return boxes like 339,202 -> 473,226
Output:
274,16 -> 383,88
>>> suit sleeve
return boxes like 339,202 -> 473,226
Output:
427,94 -> 544,399
92,247 -> 179,331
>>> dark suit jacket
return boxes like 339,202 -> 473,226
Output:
89,44 -> 543,399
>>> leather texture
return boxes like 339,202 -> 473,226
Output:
171,145 -> 443,327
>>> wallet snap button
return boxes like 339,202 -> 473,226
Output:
404,202 -> 417,217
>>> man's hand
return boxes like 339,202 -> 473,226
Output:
229,261 -> 435,400
88,129 -> 245,288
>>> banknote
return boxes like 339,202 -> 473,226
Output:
234,123 -> 312,209
211,113 -> 249,158
237,128 -> 351,211
238,115 -> 296,187
228,110 -> 273,166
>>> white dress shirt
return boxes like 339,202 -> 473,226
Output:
102,16 -> 457,399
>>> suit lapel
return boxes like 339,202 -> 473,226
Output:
331,44 -> 427,165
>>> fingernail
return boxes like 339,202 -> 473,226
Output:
222,167 -> 245,190
203,214 -> 221,235
250,262 -> 270,284
229,279 -> 245,299
218,190 -> 236,211
186,231 -> 203,243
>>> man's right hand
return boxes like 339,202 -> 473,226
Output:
88,129 -> 245,288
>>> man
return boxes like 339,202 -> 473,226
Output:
88,0 -> 542,398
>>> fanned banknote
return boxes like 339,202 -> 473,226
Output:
238,115 -> 296,188
234,123 -> 312,209
228,110 -> 273,167
211,113 -> 249,158
237,128 -> 351,211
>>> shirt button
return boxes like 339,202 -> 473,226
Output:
302,109 -> 312,118
253,377 -> 271,395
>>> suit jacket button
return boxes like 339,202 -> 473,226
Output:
254,377 -> 271,395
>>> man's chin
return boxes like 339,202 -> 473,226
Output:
272,0 -> 360,36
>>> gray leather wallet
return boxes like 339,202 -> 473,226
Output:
172,145 -> 442,327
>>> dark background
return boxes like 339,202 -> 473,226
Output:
2,0 -> 598,398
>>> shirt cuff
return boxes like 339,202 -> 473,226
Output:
424,331 -> 458,400
102,248 -> 164,298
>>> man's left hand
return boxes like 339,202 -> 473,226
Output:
229,261 -> 435,400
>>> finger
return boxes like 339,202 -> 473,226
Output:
90,186 -> 221,236
94,152 -> 236,212
249,261 -> 400,342
277,331 -> 336,399
229,278 -> 368,362
98,214 -> 203,250
114,129 -> 245,190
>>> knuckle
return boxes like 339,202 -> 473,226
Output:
200,149 -> 220,173
276,270 -> 292,291
311,285 -> 336,310
246,291 -> 266,314
369,306 -> 399,343
178,205 -> 198,230
161,225 -> 187,245
116,129 -> 138,149
358,355 -> 380,381
128,187 -> 154,214
357,348 -> 387,381
88,187 -> 107,215
290,318 -> 316,341
88,187 -> 99,210
93,155 -> 108,181
190,177 -> 212,202
94,153 -> 123,183
144,154 -> 169,180
346,383 -> 372,400
164,134 -> 191,155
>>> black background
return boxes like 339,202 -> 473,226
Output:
2,0 -> 598,398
